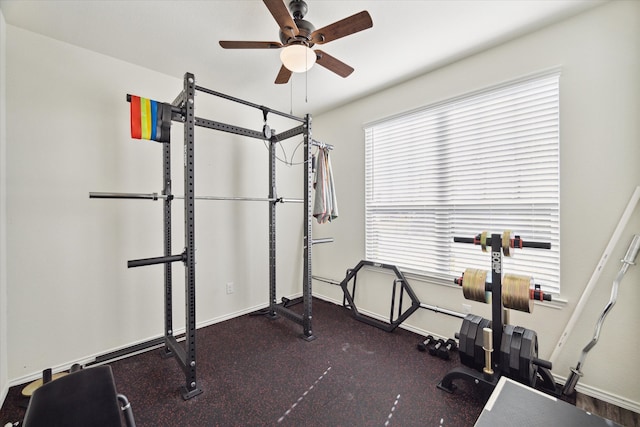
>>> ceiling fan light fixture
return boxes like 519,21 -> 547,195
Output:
280,44 -> 316,73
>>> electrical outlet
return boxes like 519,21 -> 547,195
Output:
226,282 -> 235,294
462,303 -> 472,314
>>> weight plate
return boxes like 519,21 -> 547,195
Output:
474,317 -> 491,370
462,315 -> 482,369
500,324 -> 514,376
509,326 -> 525,379
458,315 -> 472,356
520,328 -> 539,386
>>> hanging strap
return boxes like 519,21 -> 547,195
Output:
313,148 -> 339,224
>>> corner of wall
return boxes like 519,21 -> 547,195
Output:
0,6 -> 9,408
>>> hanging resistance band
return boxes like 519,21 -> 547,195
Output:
129,95 -> 172,143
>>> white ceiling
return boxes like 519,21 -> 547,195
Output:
0,0 -> 605,115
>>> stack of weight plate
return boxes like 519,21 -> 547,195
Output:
458,315 -> 539,387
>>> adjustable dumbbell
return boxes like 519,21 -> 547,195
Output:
437,339 -> 458,360
417,335 -> 435,352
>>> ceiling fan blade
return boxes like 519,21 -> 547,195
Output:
263,0 -> 299,38
275,65 -> 293,84
219,41 -> 283,49
311,11 -> 373,45
315,50 -> 354,78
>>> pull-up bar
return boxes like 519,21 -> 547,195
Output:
126,94 -> 304,142
128,90 -> 332,148
194,85 -> 304,123
127,89 -> 304,123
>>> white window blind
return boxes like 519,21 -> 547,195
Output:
364,71 -> 560,293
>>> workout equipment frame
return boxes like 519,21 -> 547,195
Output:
563,234 -> 640,395
91,72 -> 324,398
316,260 -> 467,333
339,260 -> 421,332
438,233 -> 554,394
550,185 -> 640,363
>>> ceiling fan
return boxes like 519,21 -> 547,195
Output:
219,0 -> 373,84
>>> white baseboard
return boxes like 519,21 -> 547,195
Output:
576,383 -> 640,414
317,295 -> 640,414
195,301 -> 268,330
314,294 -> 447,340
553,372 -> 640,414
8,301 -> 269,388
8,296 -> 639,415
0,383 -> 8,412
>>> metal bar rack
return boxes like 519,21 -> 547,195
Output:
437,233 -> 552,394
91,72 -> 320,399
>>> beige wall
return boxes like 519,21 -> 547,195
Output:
0,7 -> 9,405
2,0 -> 639,414
4,26 -> 306,383
312,0 -> 640,410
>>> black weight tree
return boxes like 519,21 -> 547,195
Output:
438,233 -> 553,393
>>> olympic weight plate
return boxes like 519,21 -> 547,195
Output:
465,315 -> 482,369
458,315 -> 473,367
461,314 -> 481,369
509,326 -> 525,380
473,317 -> 492,371
519,328 -> 539,387
500,324 -> 514,376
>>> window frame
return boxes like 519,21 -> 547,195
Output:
363,69 -> 561,294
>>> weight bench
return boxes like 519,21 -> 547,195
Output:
22,365 -> 136,427
474,376 -> 621,426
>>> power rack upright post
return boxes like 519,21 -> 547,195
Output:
90,72 -> 324,398
122,73 -> 200,400
266,113 -> 317,340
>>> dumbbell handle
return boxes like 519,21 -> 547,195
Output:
429,339 -> 445,356
422,337 -> 433,345
417,336 -> 434,351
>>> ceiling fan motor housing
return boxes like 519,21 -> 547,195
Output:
279,18 -> 316,46
278,0 -> 316,45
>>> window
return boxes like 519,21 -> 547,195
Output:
364,70 -> 560,293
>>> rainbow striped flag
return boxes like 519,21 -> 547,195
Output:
130,95 -> 171,142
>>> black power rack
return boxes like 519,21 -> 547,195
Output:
90,72 -> 331,399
